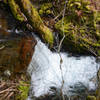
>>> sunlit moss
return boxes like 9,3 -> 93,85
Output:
87,96 -> 96,100
39,3 -> 52,15
55,0 -> 100,55
8,0 -> 26,22
16,81 -> 30,100
17,0 -> 54,46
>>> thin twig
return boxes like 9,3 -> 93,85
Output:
53,10 -> 64,21
57,1 -> 68,100
7,92 -> 14,100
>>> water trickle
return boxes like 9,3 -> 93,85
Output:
27,39 -> 99,100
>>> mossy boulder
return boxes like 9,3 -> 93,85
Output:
55,0 -> 100,55
55,17 -> 100,55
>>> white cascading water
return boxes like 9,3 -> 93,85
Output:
27,39 -> 99,100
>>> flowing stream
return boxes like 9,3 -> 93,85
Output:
27,38 -> 100,100
0,2 -> 100,100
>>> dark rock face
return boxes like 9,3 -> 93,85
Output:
0,36 -> 36,78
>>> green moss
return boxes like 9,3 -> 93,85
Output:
87,96 -> 96,100
94,11 -> 100,22
18,0 -> 54,46
8,0 -> 26,22
55,17 -> 100,55
41,25 -> 54,46
46,10 -> 51,14
7,0 -> 53,46
39,3 -> 52,16
16,81 -> 30,100
3,0 -> 8,4
94,11 -> 100,37
55,0 -> 100,55
97,50 -> 100,56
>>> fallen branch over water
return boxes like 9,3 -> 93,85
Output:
7,0 -> 54,46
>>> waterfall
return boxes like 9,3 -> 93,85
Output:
27,39 -> 99,100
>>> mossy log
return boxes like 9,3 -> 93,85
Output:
8,0 -> 27,22
8,0 -> 54,46
17,0 -> 54,46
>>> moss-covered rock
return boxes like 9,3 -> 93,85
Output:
55,0 -> 100,55
55,17 -> 100,55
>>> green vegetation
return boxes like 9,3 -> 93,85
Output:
87,96 -> 96,100
16,81 -> 30,100
0,0 -> 100,99
55,0 -> 100,55
39,3 -> 52,15
8,0 -> 26,22
8,0 -> 54,46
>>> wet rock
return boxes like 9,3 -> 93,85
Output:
14,36 -> 37,73
0,2 -> 37,78
0,36 -> 36,79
